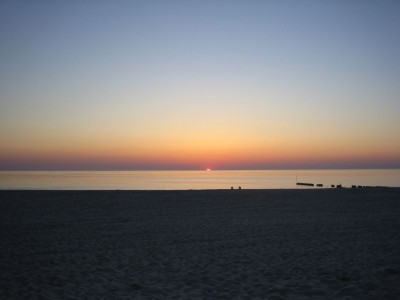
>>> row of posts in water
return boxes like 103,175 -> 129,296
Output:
228,180 -> 386,189
296,182 -> 384,188
230,184 -> 378,189
295,176 -> 384,188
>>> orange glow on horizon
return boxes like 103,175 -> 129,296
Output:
1,139 -> 399,170
1,123 -> 399,170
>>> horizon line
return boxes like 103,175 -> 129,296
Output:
1,167 -> 400,172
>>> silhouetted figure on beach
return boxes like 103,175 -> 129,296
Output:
238,186 -> 241,190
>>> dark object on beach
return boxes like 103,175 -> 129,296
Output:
338,275 -> 351,282
317,184 -> 323,187
297,182 -> 314,186
238,186 -> 241,190
331,185 -> 335,188
231,186 -> 233,190
352,185 -> 356,188
337,184 -> 342,188
130,283 -> 144,290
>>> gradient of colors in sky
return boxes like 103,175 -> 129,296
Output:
1,0 -> 399,170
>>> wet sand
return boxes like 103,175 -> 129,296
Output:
1,189 -> 400,299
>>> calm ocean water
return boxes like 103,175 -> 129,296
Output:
0,170 -> 399,190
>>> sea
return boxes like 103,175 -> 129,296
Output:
0,169 -> 399,190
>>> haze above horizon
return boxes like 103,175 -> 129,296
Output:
1,1 -> 399,171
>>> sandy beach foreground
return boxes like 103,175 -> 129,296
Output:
1,189 -> 399,299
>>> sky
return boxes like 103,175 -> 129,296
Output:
1,0 -> 399,170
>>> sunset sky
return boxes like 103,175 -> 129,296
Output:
1,1 -> 399,170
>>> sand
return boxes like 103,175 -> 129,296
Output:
1,189 -> 399,299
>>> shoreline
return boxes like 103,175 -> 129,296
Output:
1,189 -> 400,299
0,186 -> 397,191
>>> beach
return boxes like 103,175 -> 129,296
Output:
1,189 -> 399,299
